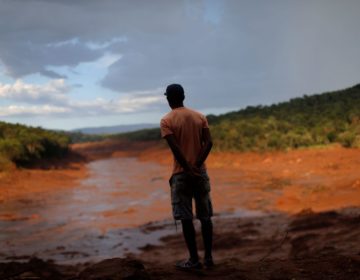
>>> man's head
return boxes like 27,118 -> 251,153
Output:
164,84 -> 185,108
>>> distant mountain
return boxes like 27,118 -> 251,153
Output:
71,123 -> 158,135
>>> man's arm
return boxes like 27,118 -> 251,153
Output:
195,128 -> 213,168
164,134 -> 200,175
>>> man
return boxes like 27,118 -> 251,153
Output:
160,84 -> 214,270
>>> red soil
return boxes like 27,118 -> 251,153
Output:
1,140 -> 360,279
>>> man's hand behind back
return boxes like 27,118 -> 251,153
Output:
186,165 -> 202,178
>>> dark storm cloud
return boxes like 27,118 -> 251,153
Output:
101,0 -> 360,109
1,0 -> 360,111
0,40 -> 103,78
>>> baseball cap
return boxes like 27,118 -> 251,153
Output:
164,84 -> 185,98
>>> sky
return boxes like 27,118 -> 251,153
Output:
0,0 -> 360,130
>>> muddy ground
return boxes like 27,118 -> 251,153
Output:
1,140 -> 360,279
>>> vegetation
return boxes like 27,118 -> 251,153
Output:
209,84 -> 360,151
113,84 -> 360,151
2,83 -> 359,171
0,122 -> 71,170
65,131 -> 107,143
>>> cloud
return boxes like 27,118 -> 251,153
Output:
0,79 -> 69,104
0,82 -> 164,117
0,104 -> 71,117
0,39 -> 105,78
67,93 -> 164,115
0,0 -> 360,115
103,91 -> 164,113
99,0 -> 360,108
0,0 -> 183,79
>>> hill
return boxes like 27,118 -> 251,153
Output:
114,84 -> 360,151
209,84 -> 360,150
0,122 -> 70,170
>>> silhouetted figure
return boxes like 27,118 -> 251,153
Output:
160,84 -> 214,270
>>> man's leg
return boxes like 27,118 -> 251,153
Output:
181,219 -> 199,262
170,174 -> 201,268
200,218 -> 213,261
194,172 -> 214,266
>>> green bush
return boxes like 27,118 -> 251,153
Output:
338,131 -> 356,147
0,121 -> 71,166
0,139 -> 25,161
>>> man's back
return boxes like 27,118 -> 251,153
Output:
160,107 -> 209,174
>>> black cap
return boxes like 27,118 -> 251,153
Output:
164,84 -> 185,98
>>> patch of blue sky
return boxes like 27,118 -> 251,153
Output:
45,37 -> 80,48
45,52 -> 122,101
46,36 -> 127,50
22,73 -> 53,84
0,64 -> 16,84
0,100 -> 14,107
86,37 -> 127,50
203,0 -> 224,25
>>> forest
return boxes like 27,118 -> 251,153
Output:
114,84 -> 360,151
0,122 -> 70,170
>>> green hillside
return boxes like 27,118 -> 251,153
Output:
210,84 -> 360,151
0,122 -> 70,170
114,84 -> 360,151
2,83 -> 358,171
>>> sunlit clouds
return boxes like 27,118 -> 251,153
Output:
0,79 -> 69,104
0,78 -> 163,117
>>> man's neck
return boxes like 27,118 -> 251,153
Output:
171,103 -> 184,110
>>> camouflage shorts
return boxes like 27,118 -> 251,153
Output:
169,172 -> 213,220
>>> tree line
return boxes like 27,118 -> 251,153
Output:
0,122 -> 70,170
209,84 -> 360,151
112,84 -> 360,151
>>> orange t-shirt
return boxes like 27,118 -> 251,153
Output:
160,107 -> 209,174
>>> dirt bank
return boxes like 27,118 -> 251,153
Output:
0,150 -> 88,205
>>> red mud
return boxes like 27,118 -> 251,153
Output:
1,140 -> 360,279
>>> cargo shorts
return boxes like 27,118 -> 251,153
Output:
169,171 -> 213,220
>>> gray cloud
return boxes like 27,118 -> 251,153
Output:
0,0 -> 360,113
0,37 -> 105,78
101,0 -> 360,108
